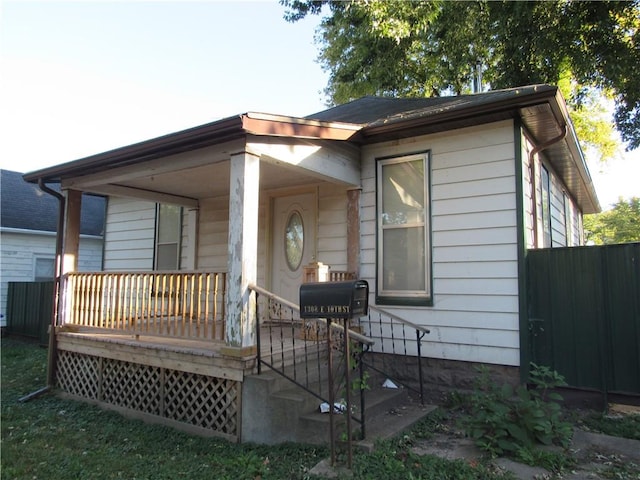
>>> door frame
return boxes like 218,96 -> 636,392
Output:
266,186 -> 319,297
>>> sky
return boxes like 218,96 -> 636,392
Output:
1,0 -> 638,211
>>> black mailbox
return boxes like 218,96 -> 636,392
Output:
299,280 -> 369,319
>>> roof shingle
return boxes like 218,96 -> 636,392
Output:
1,169 -> 105,236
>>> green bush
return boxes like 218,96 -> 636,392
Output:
463,363 -> 573,457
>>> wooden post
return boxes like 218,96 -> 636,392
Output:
225,151 -> 260,350
347,188 -> 361,277
59,189 -> 82,328
62,189 -> 82,275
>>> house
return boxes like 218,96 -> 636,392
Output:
0,169 -> 105,327
22,84 -> 600,443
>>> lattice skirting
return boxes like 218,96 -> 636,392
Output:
56,350 -> 239,439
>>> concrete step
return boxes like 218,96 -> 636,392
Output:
295,383 -> 434,446
245,351 -> 436,447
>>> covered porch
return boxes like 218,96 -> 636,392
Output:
25,113 -> 368,442
52,268 -> 428,444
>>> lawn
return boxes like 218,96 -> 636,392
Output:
3,336 -> 638,480
1,336 -> 512,480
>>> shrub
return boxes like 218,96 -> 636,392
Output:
463,363 -> 573,457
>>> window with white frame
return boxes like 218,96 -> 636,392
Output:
154,204 -> 182,270
376,152 -> 431,305
34,257 -> 55,281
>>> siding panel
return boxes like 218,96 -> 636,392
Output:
317,184 -> 348,271
0,232 -> 102,326
103,198 -> 154,270
361,120 -> 520,365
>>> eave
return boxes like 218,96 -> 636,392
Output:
358,87 -> 601,214
23,113 -> 362,184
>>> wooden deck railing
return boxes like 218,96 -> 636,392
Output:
328,271 -> 356,282
61,271 -> 227,341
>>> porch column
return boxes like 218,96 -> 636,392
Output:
225,151 -> 260,350
347,188 -> 361,277
62,189 -> 82,274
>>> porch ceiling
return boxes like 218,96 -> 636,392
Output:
73,159 -> 325,204
121,161 -> 321,199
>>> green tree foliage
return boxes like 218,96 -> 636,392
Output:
282,0 -> 640,155
584,197 -> 640,245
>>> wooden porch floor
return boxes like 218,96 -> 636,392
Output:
56,323 -> 308,362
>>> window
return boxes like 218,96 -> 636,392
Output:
34,257 -> 55,281
284,210 -> 304,271
155,204 -> 182,270
376,152 -> 431,305
541,166 -> 551,247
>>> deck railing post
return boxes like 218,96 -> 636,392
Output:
255,291 -> 261,374
416,329 -> 425,405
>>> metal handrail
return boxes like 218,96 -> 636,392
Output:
358,305 -> 431,404
368,305 -> 431,335
248,283 -> 373,441
249,284 -> 374,346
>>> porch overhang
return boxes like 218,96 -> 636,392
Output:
22,113 -> 363,186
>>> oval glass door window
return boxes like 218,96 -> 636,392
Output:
285,210 -> 304,271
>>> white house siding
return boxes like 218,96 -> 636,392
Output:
196,196 -> 230,272
0,230 -> 103,326
550,173 -> 568,247
569,201 -> 583,246
521,131 -> 583,249
195,195 -> 268,287
196,183 -> 349,288
361,120 -> 521,366
316,183 -> 349,272
522,136 -> 537,249
102,197 -> 155,271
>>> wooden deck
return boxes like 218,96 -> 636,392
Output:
51,320 -> 319,440
53,325 -> 257,441
54,323 -> 304,380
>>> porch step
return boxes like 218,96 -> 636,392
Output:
246,347 -> 436,447
296,383 -> 434,447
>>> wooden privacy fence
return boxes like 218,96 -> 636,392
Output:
526,243 -> 640,397
6,281 -> 54,344
62,271 -> 227,341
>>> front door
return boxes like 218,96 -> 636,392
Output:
271,192 -> 316,304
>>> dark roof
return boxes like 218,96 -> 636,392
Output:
305,85 -> 558,126
21,84 -> 599,213
1,169 -> 105,235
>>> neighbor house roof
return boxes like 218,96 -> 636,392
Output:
22,85 -> 600,213
1,169 -> 105,236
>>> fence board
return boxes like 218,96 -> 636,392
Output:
527,243 -> 640,395
6,281 -> 54,344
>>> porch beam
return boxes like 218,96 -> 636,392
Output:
247,137 -> 361,186
83,184 -> 199,208
241,113 -> 361,141
225,151 -> 260,349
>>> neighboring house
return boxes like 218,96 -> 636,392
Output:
22,84 -> 600,442
0,169 -> 106,326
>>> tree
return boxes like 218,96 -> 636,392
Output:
282,0 -> 640,154
583,197 -> 640,245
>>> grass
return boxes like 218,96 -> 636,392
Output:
2,336 -> 639,479
578,409 -> 640,441
2,337 -> 515,480
1,338 -> 325,480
